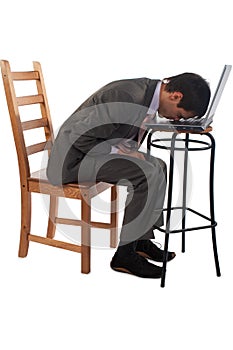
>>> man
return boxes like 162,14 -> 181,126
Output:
47,72 -> 211,279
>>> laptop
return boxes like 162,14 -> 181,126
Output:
145,64 -> 232,132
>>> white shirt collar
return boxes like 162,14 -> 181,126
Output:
147,81 -> 161,115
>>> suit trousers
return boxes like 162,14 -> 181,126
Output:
78,152 -> 167,245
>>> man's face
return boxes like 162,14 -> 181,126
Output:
158,90 -> 195,121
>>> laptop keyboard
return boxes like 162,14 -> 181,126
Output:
170,117 -> 204,126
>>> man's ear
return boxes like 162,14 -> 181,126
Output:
169,91 -> 183,102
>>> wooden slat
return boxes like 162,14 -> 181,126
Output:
11,71 -> 40,80
17,94 -> 44,106
28,234 -> 82,253
26,140 -> 52,155
22,118 -> 48,131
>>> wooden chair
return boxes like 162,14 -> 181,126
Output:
1,60 -> 118,273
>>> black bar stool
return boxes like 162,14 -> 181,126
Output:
147,129 -> 221,287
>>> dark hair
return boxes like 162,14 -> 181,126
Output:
164,73 -> 211,117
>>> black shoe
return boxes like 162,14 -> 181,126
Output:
110,251 -> 162,278
136,240 -> 176,263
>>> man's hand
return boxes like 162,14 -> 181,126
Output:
117,149 -> 146,161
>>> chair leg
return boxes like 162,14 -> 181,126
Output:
110,186 -> 118,248
47,195 -> 58,239
18,189 -> 31,257
81,193 -> 91,274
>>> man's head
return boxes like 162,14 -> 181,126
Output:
158,73 -> 211,121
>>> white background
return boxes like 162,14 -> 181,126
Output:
0,0 -> 232,349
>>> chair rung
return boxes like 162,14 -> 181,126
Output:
55,217 -> 114,229
17,94 -> 44,106
26,140 -> 52,155
28,234 -> 82,253
22,118 -> 48,131
11,71 -> 40,80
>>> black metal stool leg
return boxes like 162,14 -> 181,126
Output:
181,133 -> 189,253
161,133 -> 178,287
207,133 -> 221,276
147,131 -> 152,155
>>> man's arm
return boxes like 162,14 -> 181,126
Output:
116,149 -> 146,160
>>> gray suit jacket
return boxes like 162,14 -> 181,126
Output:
47,78 -> 159,185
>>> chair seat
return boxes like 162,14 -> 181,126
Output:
29,169 -> 114,199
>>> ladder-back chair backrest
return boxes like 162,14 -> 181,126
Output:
1,60 -> 54,183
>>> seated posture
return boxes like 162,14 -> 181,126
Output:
47,72 -> 210,278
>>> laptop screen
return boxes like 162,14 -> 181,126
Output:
205,64 -> 232,122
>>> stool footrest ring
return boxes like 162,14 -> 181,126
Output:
154,207 -> 217,234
